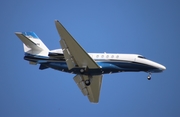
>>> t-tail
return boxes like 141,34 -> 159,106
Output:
15,32 -> 49,65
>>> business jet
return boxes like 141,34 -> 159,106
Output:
15,20 -> 166,103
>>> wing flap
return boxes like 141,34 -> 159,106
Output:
74,75 -> 87,96
60,39 -> 77,69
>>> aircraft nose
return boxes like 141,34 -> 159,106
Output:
160,65 -> 166,71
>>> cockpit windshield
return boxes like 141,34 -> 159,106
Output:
138,56 -> 146,59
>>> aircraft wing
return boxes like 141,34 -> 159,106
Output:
55,20 -> 100,70
55,20 -> 102,103
73,75 -> 102,103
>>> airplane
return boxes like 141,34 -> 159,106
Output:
15,20 -> 166,103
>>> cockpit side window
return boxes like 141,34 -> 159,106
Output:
138,56 -> 146,59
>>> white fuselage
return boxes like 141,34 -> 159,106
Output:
49,49 -> 166,73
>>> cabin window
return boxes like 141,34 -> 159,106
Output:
111,55 -> 114,58
101,55 -> 104,58
116,55 -> 119,58
96,55 -> 99,58
106,55 -> 109,58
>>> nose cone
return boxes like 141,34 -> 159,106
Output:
151,61 -> 166,73
162,65 -> 166,70
159,64 -> 166,70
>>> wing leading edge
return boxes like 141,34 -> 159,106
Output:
55,20 -> 102,103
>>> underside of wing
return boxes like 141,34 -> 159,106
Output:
55,20 -> 100,70
73,75 -> 103,103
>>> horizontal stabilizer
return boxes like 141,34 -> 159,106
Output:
15,32 -> 49,56
15,32 -> 42,51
